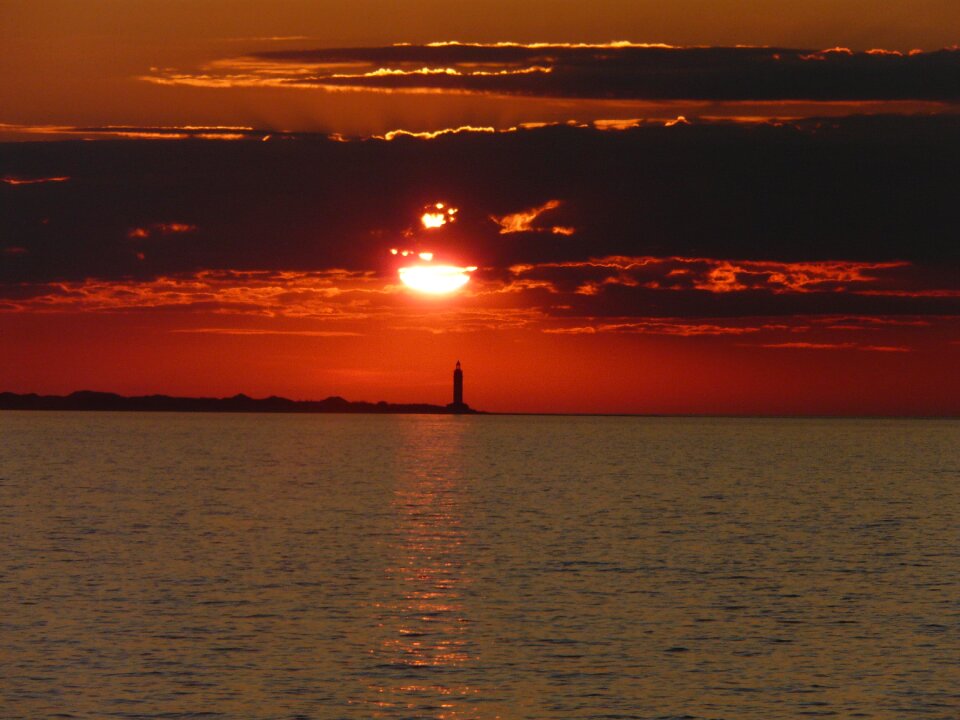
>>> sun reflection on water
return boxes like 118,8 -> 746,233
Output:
361,418 -> 492,719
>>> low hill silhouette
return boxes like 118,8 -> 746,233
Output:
0,390 -> 478,414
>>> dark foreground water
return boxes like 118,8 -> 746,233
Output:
1,412 -> 958,719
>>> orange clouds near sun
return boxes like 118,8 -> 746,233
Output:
493,200 -> 575,235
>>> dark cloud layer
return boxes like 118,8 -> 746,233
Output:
2,116 -> 958,320
158,43 -> 960,102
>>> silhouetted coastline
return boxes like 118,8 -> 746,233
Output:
0,390 -> 480,414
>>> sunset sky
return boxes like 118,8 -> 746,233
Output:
2,1 -> 959,414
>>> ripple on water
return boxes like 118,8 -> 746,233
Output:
0,413 -> 957,719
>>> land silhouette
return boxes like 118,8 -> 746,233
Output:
2,363 -> 476,415
0,390 -> 479,414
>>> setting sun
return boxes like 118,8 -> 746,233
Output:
399,263 -> 476,294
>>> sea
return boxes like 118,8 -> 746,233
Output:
1,412 -> 957,720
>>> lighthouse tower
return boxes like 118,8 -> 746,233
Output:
452,360 -> 464,409
447,360 -> 467,412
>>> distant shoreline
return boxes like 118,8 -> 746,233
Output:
0,390 -> 479,415
1,392 -> 956,418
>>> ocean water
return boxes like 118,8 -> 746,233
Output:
1,412 -> 958,720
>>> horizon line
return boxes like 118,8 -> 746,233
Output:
0,389 -> 956,420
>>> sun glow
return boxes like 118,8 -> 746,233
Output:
421,212 -> 447,228
420,202 -> 458,229
399,264 -> 477,294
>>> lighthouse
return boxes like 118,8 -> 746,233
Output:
453,360 -> 464,408
448,360 -> 469,413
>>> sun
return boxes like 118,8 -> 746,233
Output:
399,264 -> 476,294
393,201 -> 474,294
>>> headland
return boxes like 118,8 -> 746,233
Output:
0,390 -> 480,415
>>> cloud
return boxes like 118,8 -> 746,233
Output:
813,315 -> 933,331
856,289 -> 960,298
1,262 -> 956,355
758,341 -> 912,352
170,328 -> 361,337
127,223 -> 197,239
1,175 -> 70,185
492,199 -> 569,234
377,125 -> 497,141
509,256 -> 910,294
2,117 -> 957,327
142,44 -> 960,102
491,254 -> 960,320
0,123 -> 272,141
543,319 -> 779,336
0,270 -> 389,318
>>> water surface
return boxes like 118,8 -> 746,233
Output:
1,413 -> 958,718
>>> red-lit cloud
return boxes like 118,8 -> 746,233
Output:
170,328 -> 362,337
127,222 -> 197,239
0,124 -> 269,141
1,175 -> 70,185
140,44 -> 960,102
758,341 -> 911,352
543,320 -> 784,336
0,270 -> 390,318
378,125 -> 496,141
2,253 -> 957,334
492,199 -> 575,236
508,256 -> 912,295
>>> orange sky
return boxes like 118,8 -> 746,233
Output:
1,307 -> 957,415
3,1 -> 960,134
2,2 -> 959,414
